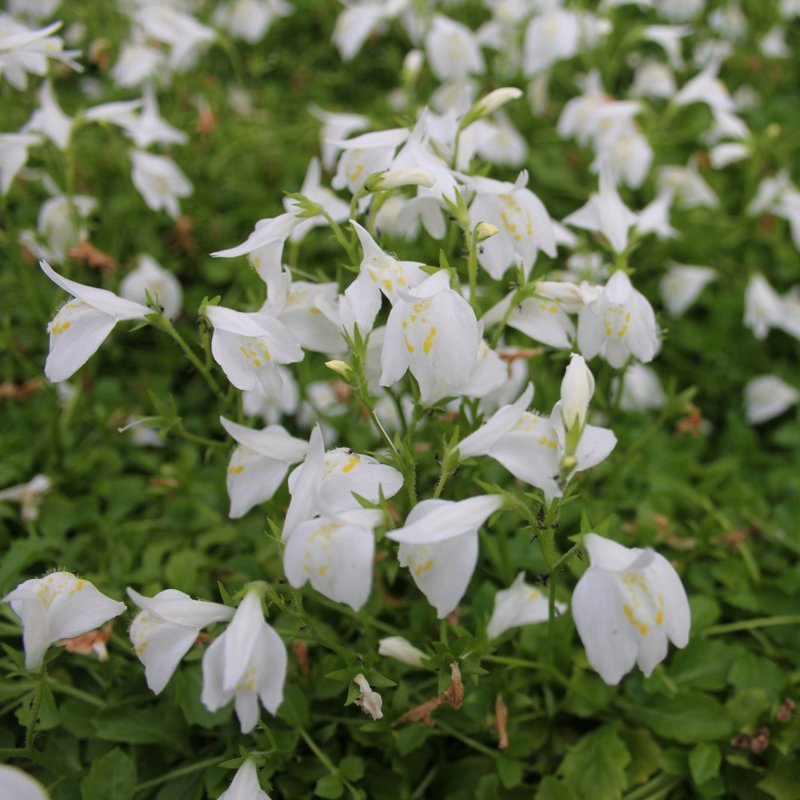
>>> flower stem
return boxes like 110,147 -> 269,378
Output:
704,614 -> 800,636
24,673 -> 45,750
153,315 -> 224,399
299,728 -> 360,799
134,755 -> 225,794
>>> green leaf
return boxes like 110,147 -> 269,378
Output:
314,775 -> 344,799
619,727 -> 661,785
339,756 -> 365,782
393,724 -> 433,755
81,748 -> 136,800
689,743 -> 721,787
536,777 -> 579,800
559,724 -> 630,800
93,705 -> 186,745
729,652 -> 787,700
278,683 -> 310,728
757,757 -> 800,800
621,692 -> 733,743
562,670 -> 616,717
497,757 -> 523,790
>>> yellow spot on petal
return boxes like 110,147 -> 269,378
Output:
623,603 -> 648,636
414,559 -> 433,577
229,465 -> 244,475
342,456 -> 360,473
423,326 -> 436,355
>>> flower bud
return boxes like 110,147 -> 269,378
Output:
560,353 -> 595,432
474,221 -> 500,242
364,167 -> 435,193
325,359 -> 352,380
402,49 -> 424,84
461,87 -> 523,129
378,636 -> 428,667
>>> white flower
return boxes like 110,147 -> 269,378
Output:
466,171 -> 556,280
456,384 -> 617,501
572,533 -> 690,685
127,588 -> 233,694
744,274 -> 784,340
659,263 -> 716,316
124,85 -> 188,149
709,142 -> 749,169
523,9 -> 580,76
40,260 -> 150,383
578,271 -> 660,368
214,0 -> 292,44
220,416 -> 307,519
112,39 -> 165,88
387,495 -> 503,618
205,305 -> 303,399
22,80 -> 72,151
309,105 -> 369,171
3,571 -> 125,670
425,15 -> 485,82
211,212 -> 298,287
487,573 -> 566,639
35,193 -> 97,264
130,150 -> 193,218
135,5 -> 214,71
120,254 -> 183,321
0,765 -> 50,800
344,220 -> 427,335
330,127 -> 408,195
365,167 -> 435,192
470,87 -> 523,120
201,590 -> 287,734
380,271 -> 481,404
0,474 -> 51,521
658,162 -> 718,210
283,508 -> 383,611
744,375 -> 799,425
612,364 -> 666,412
353,673 -> 383,720
219,760 -> 271,800
283,157 -> 349,243
282,425 -> 402,539
560,353 -> 595,433
563,169 -> 638,254
0,132 -> 40,195
0,17 -> 81,91
378,636 -> 428,667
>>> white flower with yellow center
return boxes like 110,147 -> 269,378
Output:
120,254 -> 183,321
205,305 -> 303,399
425,14 -> 485,82
330,127 -> 408,195
487,573 -> 567,639
41,260 -> 150,383
380,271 -> 481,404
572,533 -> 690,685
127,588 -> 233,694
387,495 -> 503,618
3,571 -> 125,670
130,150 -> 193,219
220,416 -> 308,519
344,220 -> 427,335
201,590 -> 287,734
282,426 -> 403,539
577,271 -> 660,368
466,171 -> 556,280
283,508 -> 383,611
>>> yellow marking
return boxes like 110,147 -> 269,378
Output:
342,456 -> 360,473
229,465 -> 244,475
537,436 -> 557,449
414,559 -> 433,577
404,335 -> 415,353
623,603 -> 648,636
51,321 -> 72,335
382,279 -> 393,292
317,563 -> 329,577
423,326 -> 436,355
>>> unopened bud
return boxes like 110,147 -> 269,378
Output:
402,49 -> 424,83
353,673 -> 383,720
560,353 -> 595,433
325,359 -> 352,380
475,221 -> 500,242
365,168 -> 435,193
461,87 -> 523,129
378,636 -> 428,667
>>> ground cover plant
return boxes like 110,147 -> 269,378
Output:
1,0 -> 800,798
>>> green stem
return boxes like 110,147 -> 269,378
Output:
155,316 -> 224,399
622,772 -> 682,800
24,673 -> 45,750
704,614 -> 800,636
298,728 -> 359,799
46,678 -> 105,708
134,754 -> 225,794
323,208 -> 357,264
481,654 -> 569,687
